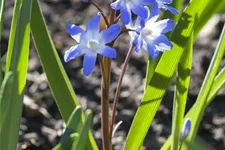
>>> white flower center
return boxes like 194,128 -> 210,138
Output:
88,40 -> 99,52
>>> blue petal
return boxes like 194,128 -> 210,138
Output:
163,5 -> 178,14
98,46 -> 116,58
136,36 -> 143,52
87,14 -> 101,32
153,34 -> 173,51
83,53 -> 97,76
100,24 -> 121,44
151,2 -> 160,19
153,19 -> 174,33
111,0 -> 122,10
131,4 -> 148,19
120,6 -> 132,25
66,24 -> 84,42
139,0 -> 155,5
64,45 -> 84,62
146,43 -> 159,59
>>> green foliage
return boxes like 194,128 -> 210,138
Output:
53,106 -> 94,150
124,0 -> 225,149
171,32 -> 193,150
30,1 -> 98,149
0,0 -> 33,150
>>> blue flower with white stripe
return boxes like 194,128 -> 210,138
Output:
126,7 -> 174,59
110,0 -> 155,25
64,13 -> 121,76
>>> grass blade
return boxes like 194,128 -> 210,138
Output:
31,0 -> 78,122
161,36 -> 225,150
0,0 -> 33,150
72,110 -> 93,150
171,32 -> 193,150
53,133 -> 79,150
30,1 -> 98,149
186,23 -> 225,145
53,106 -> 82,150
0,72 -> 14,133
0,0 -> 6,83
124,0 -> 223,149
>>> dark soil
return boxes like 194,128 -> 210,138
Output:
1,0 -> 225,150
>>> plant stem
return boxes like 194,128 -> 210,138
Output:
89,0 -> 109,27
109,45 -> 135,138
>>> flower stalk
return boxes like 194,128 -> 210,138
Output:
109,44 -> 135,138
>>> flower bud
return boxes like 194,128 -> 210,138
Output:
181,118 -> 191,141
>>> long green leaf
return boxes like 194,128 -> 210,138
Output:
186,23 -> 225,146
0,0 -> 33,150
0,72 -> 14,133
72,110 -> 93,150
171,32 -> 193,150
0,0 -> 6,83
31,0 -> 78,123
53,133 -> 80,150
124,0 -> 222,149
30,1 -> 98,149
161,54 -> 225,150
53,106 -> 82,150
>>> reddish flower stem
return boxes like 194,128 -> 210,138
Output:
109,45 -> 135,138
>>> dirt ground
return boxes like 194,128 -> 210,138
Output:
1,0 -> 225,150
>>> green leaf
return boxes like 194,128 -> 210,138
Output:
53,133 -> 80,150
0,0 -> 6,83
31,0 -> 78,122
171,32 -> 193,150
53,106 -> 83,150
30,1 -> 97,149
124,0 -> 224,149
61,106 -> 82,142
186,23 -> 225,146
161,37 -> 225,150
72,110 -> 93,150
0,0 -> 33,150
0,72 -> 14,134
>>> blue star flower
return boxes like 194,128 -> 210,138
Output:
126,7 -> 174,59
64,14 -> 121,76
152,0 -> 178,15
110,0 -> 155,25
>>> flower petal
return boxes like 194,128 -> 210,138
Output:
120,6 -> 132,25
87,14 -> 101,32
83,53 -> 97,76
163,5 -> 178,14
139,0 -> 155,5
100,24 -> 121,44
98,46 -> 117,58
111,0 -> 122,10
66,24 -> 84,42
64,45 -> 84,62
150,2 -> 160,19
153,34 -> 173,51
131,3 -> 148,19
145,43 -> 159,59
153,19 -> 174,33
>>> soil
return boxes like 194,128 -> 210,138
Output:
1,0 -> 225,150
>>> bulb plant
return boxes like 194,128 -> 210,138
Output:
0,0 -> 225,150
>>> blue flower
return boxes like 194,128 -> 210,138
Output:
64,14 -> 121,76
152,0 -> 178,15
181,118 -> 191,141
126,7 -> 174,59
110,0 -> 155,25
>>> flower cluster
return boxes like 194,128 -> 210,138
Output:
64,0 -> 178,76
